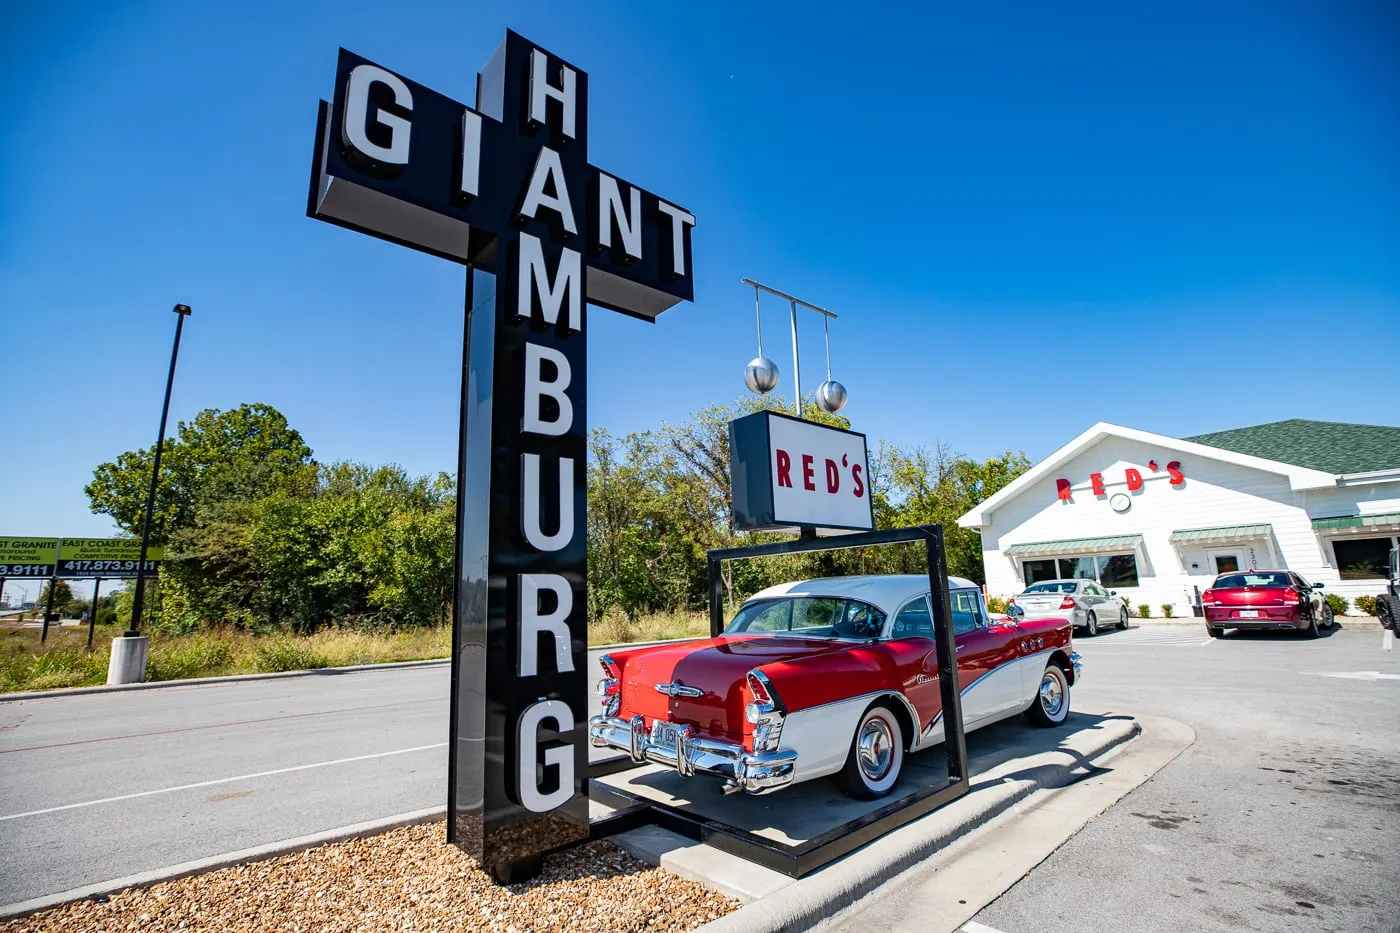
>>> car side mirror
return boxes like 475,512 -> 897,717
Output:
1312,582 -> 1323,589
1109,590 -> 1118,596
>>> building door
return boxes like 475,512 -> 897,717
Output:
1205,548 -> 1244,575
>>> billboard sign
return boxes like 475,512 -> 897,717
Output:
730,410 -> 874,533
56,539 -> 162,578
0,538 -> 60,577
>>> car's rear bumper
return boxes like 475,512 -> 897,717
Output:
588,714 -> 797,795
1204,607 -> 1305,629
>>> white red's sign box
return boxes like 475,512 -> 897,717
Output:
729,410 -> 874,533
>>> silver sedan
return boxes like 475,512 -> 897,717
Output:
1010,579 -> 1129,636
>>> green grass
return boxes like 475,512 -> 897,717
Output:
587,609 -> 710,646
0,624 -> 453,694
0,607 -> 707,694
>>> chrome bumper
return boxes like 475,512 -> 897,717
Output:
588,714 -> 797,795
1069,650 -> 1084,683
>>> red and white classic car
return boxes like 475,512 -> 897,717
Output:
589,574 -> 1081,799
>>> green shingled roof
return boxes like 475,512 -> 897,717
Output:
1183,419 -> 1400,475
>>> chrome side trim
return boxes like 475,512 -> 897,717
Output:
654,682 -> 704,698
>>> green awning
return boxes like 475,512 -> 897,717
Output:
1311,512 -> 1400,531
1006,534 -> 1142,557
1168,524 -> 1273,544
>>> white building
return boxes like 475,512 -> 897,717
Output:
957,420 -> 1400,615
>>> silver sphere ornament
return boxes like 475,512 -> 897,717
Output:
744,357 -> 780,394
815,380 -> 848,413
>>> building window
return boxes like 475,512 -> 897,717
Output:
1331,537 -> 1394,580
1097,554 -> 1140,587
1021,553 -> 1140,587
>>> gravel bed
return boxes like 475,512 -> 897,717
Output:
3,822 -> 737,932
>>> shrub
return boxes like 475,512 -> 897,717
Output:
988,596 -> 1010,613
254,639 -> 329,673
1324,593 -> 1349,617
147,637 -> 234,682
1161,603 -> 1174,618
1137,604 -> 1151,619
1354,595 -> 1378,617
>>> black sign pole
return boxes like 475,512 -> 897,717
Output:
87,578 -> 102,650
127,304 -> 190,639
40,577 -> 56,643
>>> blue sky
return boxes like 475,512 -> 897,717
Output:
2,0 -> 1397,580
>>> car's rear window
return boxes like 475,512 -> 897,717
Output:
1214,572 -> 1291,588
1023,582 -> 1077,594
726,597 -> 886,639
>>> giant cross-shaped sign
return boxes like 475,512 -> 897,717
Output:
307,31 -> 696,881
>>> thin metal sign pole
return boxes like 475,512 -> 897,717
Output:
788,300 -> 802,417
128,304 -> 190,637
40,576 -> 56,643
87,578 -> 102,650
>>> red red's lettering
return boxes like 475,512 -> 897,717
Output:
825,458 -> 840,493
852,464 -> 865,498
802,455 -> 816,491
1167,460 -> 1185,486
1056,478 -> 1072,500
1090,472 -> 1106,496
776,449 -> 792,488
1125,468 -> 1143,491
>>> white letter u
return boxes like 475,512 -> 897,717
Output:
522,454 -> 574,551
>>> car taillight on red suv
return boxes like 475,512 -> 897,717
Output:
1280,587 -> 1300,605
1059,596 -> 1076,610
1201,590 -> 1217,606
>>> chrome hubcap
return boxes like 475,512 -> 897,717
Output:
857,717 -> 894,780
1039,671 -> 1065,717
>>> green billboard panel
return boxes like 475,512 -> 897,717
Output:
0,537 -> 60,577
56,538 -> 164,578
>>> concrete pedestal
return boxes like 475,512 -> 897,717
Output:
107,636 -> 150,685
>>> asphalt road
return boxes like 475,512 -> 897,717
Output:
970,625 -> 1399,933
0,650 -> 627,909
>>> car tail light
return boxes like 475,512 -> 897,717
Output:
1281,588 -> 1300,605
745,669 -> 785,753
746,670 -> 772,705
597,655 -> 621,716
1201,590 -> 1217,606
1059,597 -> 1076,610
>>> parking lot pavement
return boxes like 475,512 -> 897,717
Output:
967,628 -> 1399,933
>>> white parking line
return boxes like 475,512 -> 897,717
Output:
961,922 -> 1013,933
1385,629 -> 1394,652
0,742 -> 447,822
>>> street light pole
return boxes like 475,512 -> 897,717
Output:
125,304 -> 191,638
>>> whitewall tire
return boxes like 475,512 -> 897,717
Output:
835,704 -> 905,799
1026,663 -> 1071,728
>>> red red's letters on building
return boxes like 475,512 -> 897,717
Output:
1054,460 -> 1186,501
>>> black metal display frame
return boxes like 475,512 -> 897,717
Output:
587,524 -> 970,877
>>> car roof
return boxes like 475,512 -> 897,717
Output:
744,574 -> 980,616
1023,579 -> 1086,586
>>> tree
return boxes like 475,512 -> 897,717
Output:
85,403 -> 315,543
36,580 -> 75,615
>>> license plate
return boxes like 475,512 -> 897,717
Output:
651,720 -> 681,750
1238,609 -> 1260,618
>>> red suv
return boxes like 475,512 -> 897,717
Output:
1201,570 -> 1335,638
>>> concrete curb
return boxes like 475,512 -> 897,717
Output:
0,657 -> 451,702
688,717 -> 1143,930
0,807 -> 447,921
